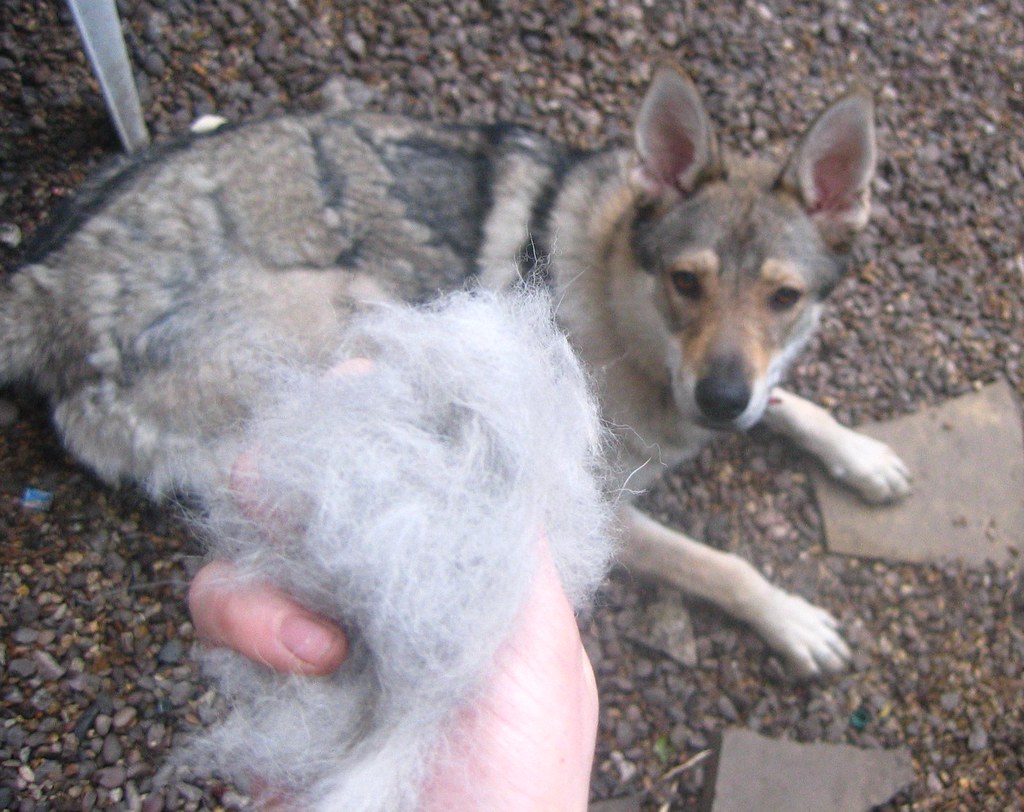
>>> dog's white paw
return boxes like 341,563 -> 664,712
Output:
753,589 -> 851,679
826,430 -> 911,504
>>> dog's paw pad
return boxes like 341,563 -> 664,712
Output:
829,433 -> 911,504
756,591 -> 851,679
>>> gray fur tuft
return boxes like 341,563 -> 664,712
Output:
185,290 -> 616,810
0,272 -> 50,387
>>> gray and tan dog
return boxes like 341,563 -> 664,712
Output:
0,66 -> 909,677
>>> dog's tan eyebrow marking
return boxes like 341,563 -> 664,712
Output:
670,248 -> 720,274
760,258 -> 806,288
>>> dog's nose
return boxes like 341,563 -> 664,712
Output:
695,366 -> 751,423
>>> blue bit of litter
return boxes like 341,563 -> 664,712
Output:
22,488 -> 54,512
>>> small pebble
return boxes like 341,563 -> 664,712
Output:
96,765 -> 127,790
967,726 -> 989,752
142,51 -> 165,78
8,658 -> 37,679
146,722 -> 166,749
717,696 -> 740,723
156,639 -> 185,665
101,733 -> 123,765
71,706 -> 96,742
142,795 -> 165,812
33,650 -> 64,681
12,627 -> 38,645
0,223 -> 21,248
94,714 -> 112,737
112,707 -> 137,730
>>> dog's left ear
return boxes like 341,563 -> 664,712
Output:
780,91 -> 876,249
633,67 -> 721,198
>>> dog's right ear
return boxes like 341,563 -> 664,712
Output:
632,68 -> 721,198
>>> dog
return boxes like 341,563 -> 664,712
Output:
0,65 -> 910,677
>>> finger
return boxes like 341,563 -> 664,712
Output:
188,560 -> 347,676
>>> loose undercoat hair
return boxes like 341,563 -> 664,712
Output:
184,291 -> 616,810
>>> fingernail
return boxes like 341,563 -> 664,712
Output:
280,615 -> 344,670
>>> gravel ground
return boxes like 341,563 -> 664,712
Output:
2,1 -> 1023,809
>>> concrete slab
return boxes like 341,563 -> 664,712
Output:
811,379 -> 1024,566
700,728 -> 914,812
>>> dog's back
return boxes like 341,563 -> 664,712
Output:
0,111 -> 572,492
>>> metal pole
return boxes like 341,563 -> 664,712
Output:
66,0 -> 150,152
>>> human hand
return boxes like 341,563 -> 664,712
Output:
188,353 -> 598,809
187,535 -> 597,811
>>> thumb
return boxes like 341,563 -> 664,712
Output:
188,560 -> 348,676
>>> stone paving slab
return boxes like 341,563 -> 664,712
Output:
699,728 -> 914,812
811,379 -> 1024,566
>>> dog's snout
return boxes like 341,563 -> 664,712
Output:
695,357 -> 751,423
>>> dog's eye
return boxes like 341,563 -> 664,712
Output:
769,286 -> 803,311
670,271 -> 703,300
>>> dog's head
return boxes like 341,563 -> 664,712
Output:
627,67 -> 875,431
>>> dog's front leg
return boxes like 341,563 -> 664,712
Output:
619,504 -> 849,678
762,388 -> 911,503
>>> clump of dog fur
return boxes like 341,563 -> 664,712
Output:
186,291 -> 616,811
